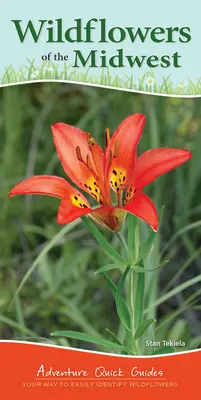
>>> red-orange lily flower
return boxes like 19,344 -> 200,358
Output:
9,114 -> 192,231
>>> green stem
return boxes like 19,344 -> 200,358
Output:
116,232 -> 129,259
134,223 -> 139,263
129,268 -> 140,355
129,269 -> 135,337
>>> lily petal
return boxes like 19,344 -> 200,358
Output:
133,148 -> 192,190
57,198 -> 92,225
105,114 -> 146,192
9,175 -> 72,199
9,175 -> 91,221
123,191 -> 158,231
51,123 -> 104,200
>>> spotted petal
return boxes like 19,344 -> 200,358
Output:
57,198 -> 92,225
51,123 -> 104,201
105,114 -> 146,193
9,175 -> 91,226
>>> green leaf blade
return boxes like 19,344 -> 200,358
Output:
10,220 -> 80,306
51,330 -> 125,352
134,319 -> 156,340
95,263 -> 125,275
82,216 -> 124,263
102,272 -> 117,298
132,260 -> 169,273
116,266 -> 131,331
134,260 -> 145,329
127,214 -> 138,262
137,206 -> 164,263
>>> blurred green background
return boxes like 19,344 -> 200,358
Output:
0,82 -> 201,352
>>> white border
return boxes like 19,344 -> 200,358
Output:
0,79 -> 201,98
0,340 -> 200,358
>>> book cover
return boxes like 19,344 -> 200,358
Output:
0,1 -> 200,398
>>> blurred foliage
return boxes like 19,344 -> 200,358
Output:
0,82 -> 201,352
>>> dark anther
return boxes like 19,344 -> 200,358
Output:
109,149 -> 113,165
105,128 -> 110,148
76,146 -> 83,162
86,154 -> 93,170
74,196 -> 78,200
113,169 -> 117,176
114,140 -> 120,158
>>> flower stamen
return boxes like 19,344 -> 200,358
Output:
76,145 -> 103,202
87,132 -> 96,148
86,154 -> 93,171
108,149 -> 113,166
113,139 -> 120,158
105,128 -> 110,148
76,146 -> 83,162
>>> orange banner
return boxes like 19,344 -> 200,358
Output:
0,341 -> 199,399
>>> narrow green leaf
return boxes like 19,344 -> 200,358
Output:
82,216 -> 124,263
137,232 -> 155,263
116,266 -> 131,331
161,220 -> 201,258
105,328 -> 124,346
56,294 -> 102,338
10,220 -> 80,306
51,330 -> 125,352
132,260 -> 169,273
155,299 -> 198,333
95,263 -> 126,275
102,273 -> 131,323
116,232 -> 129,259
0,315 -> 39,338
164,246 -> 201,293
132,266 -> 149,273
137,206 -> 164,263
127,214 -> 138,262
145,273 -> 201,313
152,346 -> 175,355
102,272 -> 117,298
134,319 -> 156,340
134,260 -> 145,329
